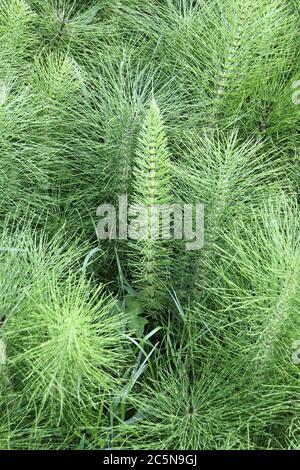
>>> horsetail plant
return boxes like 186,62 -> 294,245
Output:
128,99 -> 173,317
0,0 -> 300,451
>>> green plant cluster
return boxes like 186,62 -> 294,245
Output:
0,0 -> 300,450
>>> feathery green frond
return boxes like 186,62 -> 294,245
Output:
128,99 -> 173,316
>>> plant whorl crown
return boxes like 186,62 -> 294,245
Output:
4,273 -> 131,424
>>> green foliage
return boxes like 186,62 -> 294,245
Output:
4,275 -> 130,424
128,99 -> 173,316
114,362 -> 252,450
202,194 -> 300,379
0,0 -> 299,451
174,131 -> 290,304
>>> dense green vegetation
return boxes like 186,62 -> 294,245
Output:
0,0 -> 299,450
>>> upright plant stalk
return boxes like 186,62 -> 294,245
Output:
173,131 -> 290,307
129,99 -> 172,317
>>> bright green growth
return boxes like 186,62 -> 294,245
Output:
0,0 -> 300,451
4,274 -> 130,425
129,99 -> 172,317
115,356 -> 262,450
